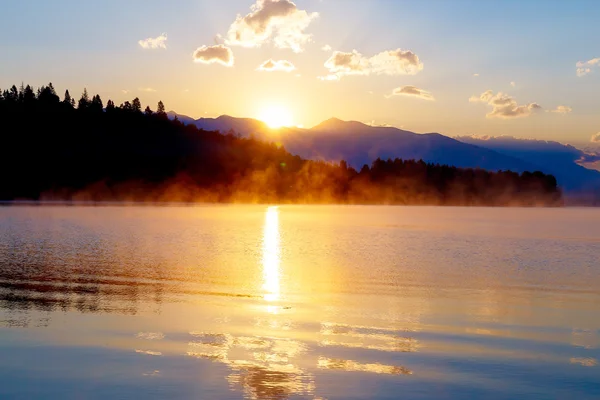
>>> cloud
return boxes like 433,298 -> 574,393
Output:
469,90 -> 542,119
121,89 -> 130,94
138,33 -> 167,49
257,59 -> 296,72
549,105 -> 572,114
324,48 -> 423,79
226,0 -> 318,53
592,133 -> 600,143
365,120 -> 393,127
579,151 -> 600,163
510,81 -> 516,87
317,74 -> 340,82
321,44 -> 332,52
473,73 -> 479,77
576,57 -> 600,76
577,67 -> 591,77
387,85 -> 434,101
138,87 -> 156,92
192,45 -> 234,66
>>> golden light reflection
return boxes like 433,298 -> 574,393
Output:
186,331 -> 315,399
262,206 -> 281,303
570,357 -> 598,367
319,322 -> 420,353
317,356 -> 412,375
135,349 -> 162,356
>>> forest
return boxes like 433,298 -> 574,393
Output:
0,83 -> 563,206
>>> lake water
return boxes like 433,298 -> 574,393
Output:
0,205 -> 599,399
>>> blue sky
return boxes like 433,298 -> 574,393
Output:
1,0 -> 599,145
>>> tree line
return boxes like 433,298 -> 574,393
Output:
0,83 -> 562,206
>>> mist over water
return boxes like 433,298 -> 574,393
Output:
1,205 -> 599,399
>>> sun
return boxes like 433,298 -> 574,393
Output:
258,105 -> 294,129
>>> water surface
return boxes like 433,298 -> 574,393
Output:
1,205 -> 599,399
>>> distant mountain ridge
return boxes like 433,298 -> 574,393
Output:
168,112 -> 600,192
455,135 -> 600,192
167,112 -> 268,135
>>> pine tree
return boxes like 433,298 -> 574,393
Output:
132,97 -> 142,113
23,85 -> 36,105
9,85 -> 18,102
144,106 -> 153,116
106,99 -> 115,112
18,82 -> 25,103
78,88 -> 90,110
47,82 -> 57,96
157,100 -> 166,117
90,94 -> 103,112
38,83 -> 60,105
63,90 -> 73,107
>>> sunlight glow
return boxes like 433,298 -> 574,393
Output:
262,206 -> 281,302
258,105 -> 294,129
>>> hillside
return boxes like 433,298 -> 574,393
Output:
0,83 -> 562,206
179,114 -> 540,172
174,113 -> 600,194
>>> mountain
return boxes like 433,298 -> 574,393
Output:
167,113 -> 600,192
455,136 -> 600,191
166,111 -> 197,126
169,113 -> 269,136
171,113 -> 537,170
280,118 -> 538,173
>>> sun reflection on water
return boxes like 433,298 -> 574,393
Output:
262,207 -> 281,303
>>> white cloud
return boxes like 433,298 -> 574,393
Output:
577,67 -> 591,77
469,90 -> 542,119
138,33 -> 167,49
592,133 -> 600,143
139,87 -> 156,92
321,44 -> 332,52
473,73 -> 480,77
323,48 -> 423,79
510,81 -> 516,87
226,0 -> 318,53
549,105 -> 572,114
365,120 -> 393,127
257,59 -> 296,72
576,57 -> 600,76
121,89 -> 130,94
317,74 -> 340,82
387,85 -> 434,101
192,45 -> 234,66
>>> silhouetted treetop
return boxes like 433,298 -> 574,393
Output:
78,88 -> 90,110
63,90 -> 73,107
132,97 -> 142,113
157,100 -> 166,117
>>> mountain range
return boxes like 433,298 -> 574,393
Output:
167,112 -> 600,194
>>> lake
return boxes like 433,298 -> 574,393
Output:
0,205 -> 599,399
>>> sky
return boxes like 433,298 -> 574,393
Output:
1,0 -> 599,146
